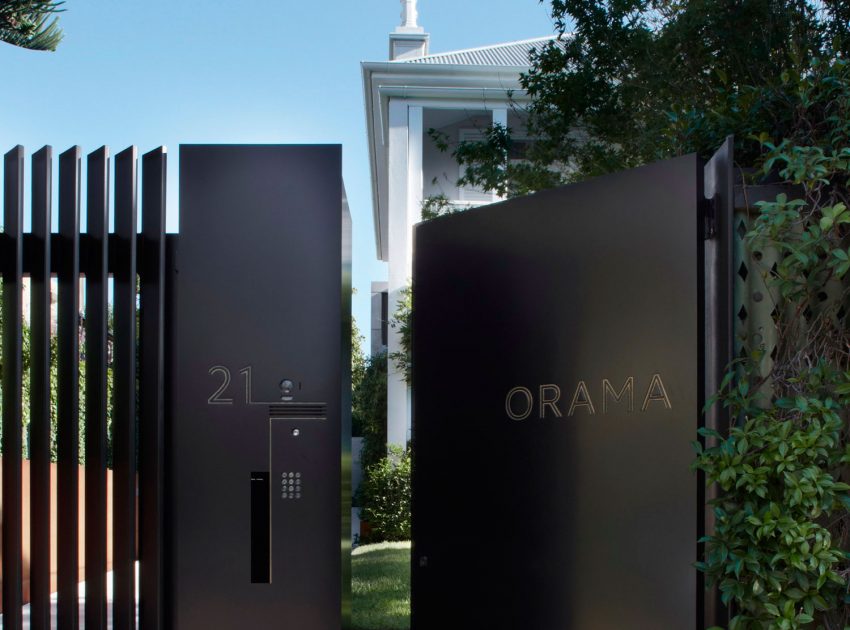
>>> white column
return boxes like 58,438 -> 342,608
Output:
492,108 -> 508,202
492,107 -> 508,129
404,106 -> 423,444
386,101 -> 423,449
406,106 -> 424,278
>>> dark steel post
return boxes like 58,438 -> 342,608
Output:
29,145 -> 53,630
113,146 -> 138,630
57,146 -> 82,630
702,135 -> 736,628
2,145 -> 25,630
139,147 -> 167,630
85,146 -> 110,630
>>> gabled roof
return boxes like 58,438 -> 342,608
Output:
397,36 -> 556,67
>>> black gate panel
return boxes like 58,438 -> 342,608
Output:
167,145 -> 351,629
411,155 -> 704,629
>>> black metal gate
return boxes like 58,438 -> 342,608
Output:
410,141 -> 736,629
0,143 -> 351,630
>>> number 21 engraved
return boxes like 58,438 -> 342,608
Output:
207,365 -> 254,404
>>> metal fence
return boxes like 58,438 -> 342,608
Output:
1,144 -> 168,630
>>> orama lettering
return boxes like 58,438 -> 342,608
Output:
505,374 -> 671,421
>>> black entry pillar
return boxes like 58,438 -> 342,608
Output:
412,154 -> 705,629
167,145 -> 351,629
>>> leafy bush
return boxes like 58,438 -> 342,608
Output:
693,385 -> 850,629
357,446 -> 411,543
353,351 -> 388,475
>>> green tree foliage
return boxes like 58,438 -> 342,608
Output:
353,351 -> 388,474
0,1 -> 64,51
388,286 -> 412,385
0,322 -> 94,464
352,314 -> 367,401
0,283 -> 114,465
433,0 -> 850,198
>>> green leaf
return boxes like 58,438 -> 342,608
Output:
764,602 -> 780,616
785,587 -> 805,600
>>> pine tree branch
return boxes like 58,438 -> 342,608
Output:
0,0 -> 64,52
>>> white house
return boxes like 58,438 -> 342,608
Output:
362,1 -> 552,446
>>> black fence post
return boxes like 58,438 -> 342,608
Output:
29,145 -> 53,630
3,145 -> 25,630
57,146 -> 82,630
140,147 -> 167,630
85,146 -> 110,630
113,146 -> 139,630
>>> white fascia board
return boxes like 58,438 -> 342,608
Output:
362,59 -> 530,263
362,62 -> 388,261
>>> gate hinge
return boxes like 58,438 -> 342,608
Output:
703,194 -> 719,240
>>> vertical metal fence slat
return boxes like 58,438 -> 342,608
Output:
163,233 -> 177,624
2,145 -> 25,630
114,146 -> 138,630
139,147 -> 166,630
58,146 -> 82,630
85,146 -> 110,630
30,145 -> 53,630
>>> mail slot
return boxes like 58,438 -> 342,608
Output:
166,145 -> 351,629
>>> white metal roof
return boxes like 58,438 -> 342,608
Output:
396,36 -> 557,67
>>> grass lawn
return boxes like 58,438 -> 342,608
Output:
352,541 -> 411,630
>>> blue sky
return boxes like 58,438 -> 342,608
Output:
0,0 -> 555,349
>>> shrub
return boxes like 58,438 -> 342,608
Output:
357,446 -> 411,543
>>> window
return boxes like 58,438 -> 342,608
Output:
458,129 -> 496,204
457,129 -> 532,203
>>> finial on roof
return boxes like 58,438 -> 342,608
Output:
390,0 -> 427,59
400,0 -> 421,30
